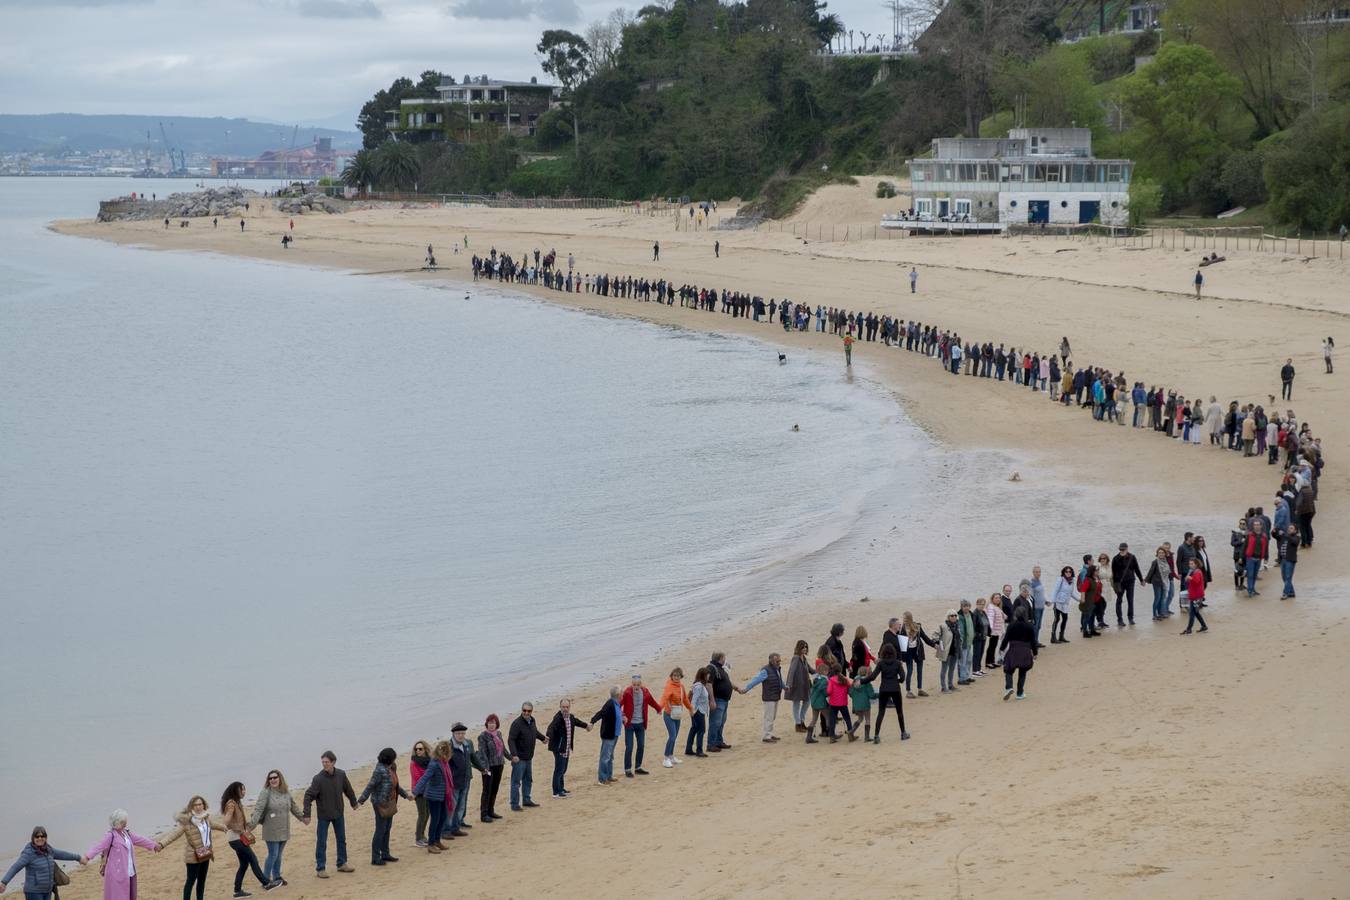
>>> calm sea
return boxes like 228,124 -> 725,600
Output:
0,177 -> 930,848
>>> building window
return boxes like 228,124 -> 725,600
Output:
1046,165 -> 1061,183
1107,164 -> 1123,183
1027,164 -> 1045,183
939,164 -> 954,182
1111,201 -> 1120,208
916,198 -> 933,216
955,199 -> 971,216
1009,200 -> 1019,208
1006,165 -> 1022,182
1060,201 -> 1068,208
958,163 -> 976,181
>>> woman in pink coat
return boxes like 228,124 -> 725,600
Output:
85,809 -> 161,900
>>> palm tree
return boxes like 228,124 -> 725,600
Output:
341,148 -> 377,194
374,141 -> 420,192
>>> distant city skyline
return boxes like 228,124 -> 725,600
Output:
2,0 -> 904,126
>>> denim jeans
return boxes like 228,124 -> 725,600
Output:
371,813 -> 392,863
263,840 -> 285,883
904,658 -> 924,691
940,656 -> 957,689
624,722 -> 647,771
1245,557 -> 1262,596
230,837 -> 266,891
663,712 -> 681,756
1081,606 -> 1095,634
314,816 -> 346,871
598,738 -> 616,782
426,797 -> 447,840
1033,607 -> 1044,641
790,699 -> 808,724
971,637 -> 985,673
1165,579 -> 1176,614
958,646 -> 972,681
708,701 -> 729,747
1280,560 -> 1296,596
685,712 -> 706,754
1152,582 -> 1167,618
449,781 -> 470,831
1185,601 -> 1208,631
551,753 -> 569,795
509,759 -> 533,808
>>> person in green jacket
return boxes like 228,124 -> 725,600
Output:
848,677 -> 877,742
804,662 -> 830,745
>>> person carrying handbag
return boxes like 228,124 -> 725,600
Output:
357,748 -> 413,867
158,795 -> 228,900
220,782 -> 269,897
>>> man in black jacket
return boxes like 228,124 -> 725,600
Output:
589,687 -> 622,785
303,751 -> 358,877
881,618 -> 903,658
446,723 -> 484,837
545,699 -> 590,799
507,703 -> 546,811
707,653 -> 735,751
1111,543 -> 1145,626
1281,359 -> 1295,400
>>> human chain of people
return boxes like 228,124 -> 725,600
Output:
3,242 -> 1328,900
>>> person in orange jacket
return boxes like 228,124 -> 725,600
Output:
657,669 -> 693,768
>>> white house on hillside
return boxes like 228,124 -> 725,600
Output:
889,128 -> 1134,232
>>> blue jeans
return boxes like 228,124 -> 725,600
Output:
426,797 -> 447,841
448,781 -> 470,831
1152,582 -> 1166,618
551,753 -> 569,795
1245,557 -> 1261,596
24,893 -> 52,900
624,722 -> 647,771
1033,607 -> 1044,642
314,816 -> 346,871
1164,579 -> 1176,614
940,656 -> 957,689
510,759 -> 533,808
957,646 -> 972,681
598,738 -> 616,782
663,712 -> 681,756
1280,560 -> 1296,596
263,840 -> 285,882
708,702 -> 729,747
1185,601 -> 1208,631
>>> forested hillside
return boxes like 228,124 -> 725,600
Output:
350,0 -> 1350,229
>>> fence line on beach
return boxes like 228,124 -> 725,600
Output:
733,218 -> 1347,259
325,189 -> 640,211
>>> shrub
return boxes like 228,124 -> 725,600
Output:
876,180 -> 897,198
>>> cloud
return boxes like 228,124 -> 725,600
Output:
448,0 -> 578,23
296,0 -> 382,18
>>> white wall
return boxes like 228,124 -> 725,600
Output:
999,190 -> 1129,226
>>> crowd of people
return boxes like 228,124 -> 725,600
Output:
3,246 -> 1332,900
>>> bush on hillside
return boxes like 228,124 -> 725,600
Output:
875,180 -> 897,198
1265,105 -> 1350,231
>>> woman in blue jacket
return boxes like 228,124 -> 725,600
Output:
1,826 -> 86,899
412,741 -> 454,855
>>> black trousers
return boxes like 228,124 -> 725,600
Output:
480,763 -> 503,816
825,705 -> 853,737
183,860 -> 209,900
1114,581 -> 1135,622
1282,380 -> 1293,400
229,838 -> 266,891
875,690 -> 906,733
1053,608 -> 1069,640
1004,667 -> 1028,694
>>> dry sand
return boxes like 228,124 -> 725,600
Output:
49,197 -> 1350,899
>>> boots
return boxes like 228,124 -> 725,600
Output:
864,725 -> 871,742
795,723 -> 807,733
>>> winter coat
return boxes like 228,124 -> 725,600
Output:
785,655 -> 812,702
158,813 -> 227,865
248,786 -> 304,842
85,829 -> 158,900
2,843 -> 81,895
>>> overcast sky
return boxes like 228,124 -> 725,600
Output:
1,0 -> 903,128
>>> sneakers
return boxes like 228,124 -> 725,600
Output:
901,731 -> 911,740
672,755 -> 684,762
917,690 -> 929,697
663,758 -> 675,767
336,865 -> 354,874
235,892 -> 253,898
1003,689 -> 1014,701
1015,693 -> 1027,700
316,872 -> 330,879
522,801 -> 540,808
906,691 -> 916,699
415,840 -> 428,848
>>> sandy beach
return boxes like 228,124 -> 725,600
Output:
48,190 -> 1350,899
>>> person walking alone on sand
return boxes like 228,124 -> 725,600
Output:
1281,358 -> 1296,400
1324,337 -> 1334,373
909,267 -> 918,293
842,332 -> 854,366
652,241 -> 659,261
1000,608 -> 1037,701
1194,268 -> 1203,299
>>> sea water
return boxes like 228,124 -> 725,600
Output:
0,178 -> 931,844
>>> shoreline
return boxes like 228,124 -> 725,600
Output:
38,207 -> 1350,898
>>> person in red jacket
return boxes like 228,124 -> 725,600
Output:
1181,558 -> 1209,634
1243,520 -> 1268,598
620,674 -> 662,778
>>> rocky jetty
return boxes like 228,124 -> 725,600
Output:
97,186 -> 261,222
275,192 -> 342,215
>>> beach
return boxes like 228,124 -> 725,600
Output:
44,191 -> 1350,898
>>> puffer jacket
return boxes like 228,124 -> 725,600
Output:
158,813 -> 227,864
2,843 -> 82,894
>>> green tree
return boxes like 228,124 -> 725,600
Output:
356,70 -> 445,149
373,140 -> 420,191
537,30 -> 593,154
341,148 -> 378,193
1127,177 -> 1163,226
1122,43 -> 1241,208
1265,103 -> 1350,231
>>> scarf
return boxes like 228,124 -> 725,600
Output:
411,753 -> 430,771
31,840 -> 50,856
488,730 -> 504,758
438,759 -> 455,814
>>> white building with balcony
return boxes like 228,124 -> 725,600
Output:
890,128 -> 1134,232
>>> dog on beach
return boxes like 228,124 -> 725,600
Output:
778,353 -> 786,364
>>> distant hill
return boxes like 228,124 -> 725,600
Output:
0,114 -> 362,155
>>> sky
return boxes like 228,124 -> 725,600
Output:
0,0 -> 906,128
